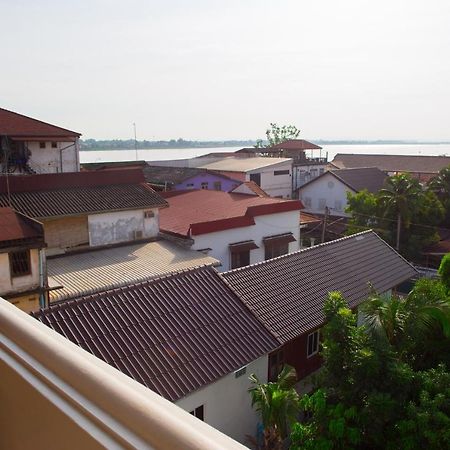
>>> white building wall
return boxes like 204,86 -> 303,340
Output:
191,210 -> 300,271
88,208 -> 159,247
0,249 -> 40,296
27,140 -> 79,173
293,164 -> 328,190
175,355 -> 268,445
247,161 -> 293,198
298,172 -> 355,217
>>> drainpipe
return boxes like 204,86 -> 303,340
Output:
38,248 -> 47,309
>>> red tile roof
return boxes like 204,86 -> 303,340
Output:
232,181 -> 270,197
0,107 -> 81,138
33,266 -> 278,401
223,231 -> 417,344
160,190 -> 303,237
270,139 -> 322,150
0,207 -> 44,248
0,170 -> 168,218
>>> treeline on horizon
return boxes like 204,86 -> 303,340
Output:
80,138 -> 450,150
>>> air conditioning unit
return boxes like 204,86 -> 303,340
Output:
144,210 -> 155,218
133,230 -> 143,240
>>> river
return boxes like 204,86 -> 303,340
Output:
80,144 -> 450,165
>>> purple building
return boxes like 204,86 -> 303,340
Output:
143,165 -> 241,192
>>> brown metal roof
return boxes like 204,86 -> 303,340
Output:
332,153 -> 450,174
222,231 -> 417,344
0,107 -> 80,137
33,266 -> 278,401
269,139 -> 322,150
0,170 -> 168,219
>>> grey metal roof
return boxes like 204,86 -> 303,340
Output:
47,240 -> 220,302
330,167 -> 388,193
222,231 -> 417,344
34,266 -> 279,402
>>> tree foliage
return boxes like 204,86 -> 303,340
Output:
255,123 -> 301,148
290,283 -> 450,450
439,253 -> 450,292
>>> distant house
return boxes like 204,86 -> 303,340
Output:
142,165 -> 241,191
0,169 -> 167,254
159,189 -> 303,270
33,266 -> 279,444
297,167 -> 388,217
331,153 -> 450,182
0,107 -> 81,174
223,231 -> 417,382
151,156 -> 294,198
0,207 -> 46,312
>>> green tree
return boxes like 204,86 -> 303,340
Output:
248,365 -> 299,448
379,174 -> 421,251
255,123 -> 300,148
439,253 -> 450,292
429,165 -> 450,224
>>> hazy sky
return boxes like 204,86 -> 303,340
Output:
2,1 -> 450,141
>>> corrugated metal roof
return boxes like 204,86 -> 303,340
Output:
332,154 -> 450,174
222,231 -> 417,344
0,171 -> 168,218
0,107 -> 80,137
48,240 -> 220,301
34,266 -> 278,401
193,157 -> 292,173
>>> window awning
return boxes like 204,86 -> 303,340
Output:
263,233 -> 296,246
229,240 -> 259,252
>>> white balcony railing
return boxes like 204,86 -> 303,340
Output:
0,298 -> 247,450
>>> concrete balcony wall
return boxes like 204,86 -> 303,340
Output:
0,298 -> 247,450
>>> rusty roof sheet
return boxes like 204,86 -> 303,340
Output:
222,231 -> 417,344
0,107 -> 80,137
0,170 -> 167,218
47,240 -> 220,301
34,266 -> 278,401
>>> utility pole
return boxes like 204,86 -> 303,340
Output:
321,206 -> 329,243
396,213 -> 401,251
133,123 -> 138,161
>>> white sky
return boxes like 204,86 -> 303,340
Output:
2,0 -> 450,141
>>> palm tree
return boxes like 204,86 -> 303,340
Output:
379,174 -> 421,251
248,365 -> 299,449
429,166 -> 450,222
360,280 -> 450,361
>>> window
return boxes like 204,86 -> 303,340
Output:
231,250 -> 250,269
213,181 -> 222,191
250,173 -> 261,186
318,198 -> 327,210
304,197 -> 312,207
327,181 -> 335,189
319,168 -> 325,174
268,350 -> 284,381
274,169 -> 289,176
265,242 -> 289,260
9,250 -> 31,277
51,142 -> 57,148
190,405 -> 204,421
310,169 -> 318,178
186,183 -> 194,189
201,182 -> 208,190
334,200 -> 343,211
307,330 -> 319,357
39,142 -> 46,149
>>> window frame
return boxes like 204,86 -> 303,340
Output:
230,249 -> 250,269
274,169 -> 290,176
306,330 -> 320,358
9,249 -> 31,278
39,142 -> 46,149
200,182 -> 208,190
264,241 -> 289,260
213,181 -> 222,191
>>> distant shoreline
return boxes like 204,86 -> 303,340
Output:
80,139 -> 450,151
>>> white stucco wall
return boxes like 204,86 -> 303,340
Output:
246,160 -> 293,198
26,140 -> 79,173
292,164 -> 328,190
0,249 -> 40,296
88,208 -> 159,247
298,172 -> 355,217
191,210 -> 300,271
175,355 -> 268,444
